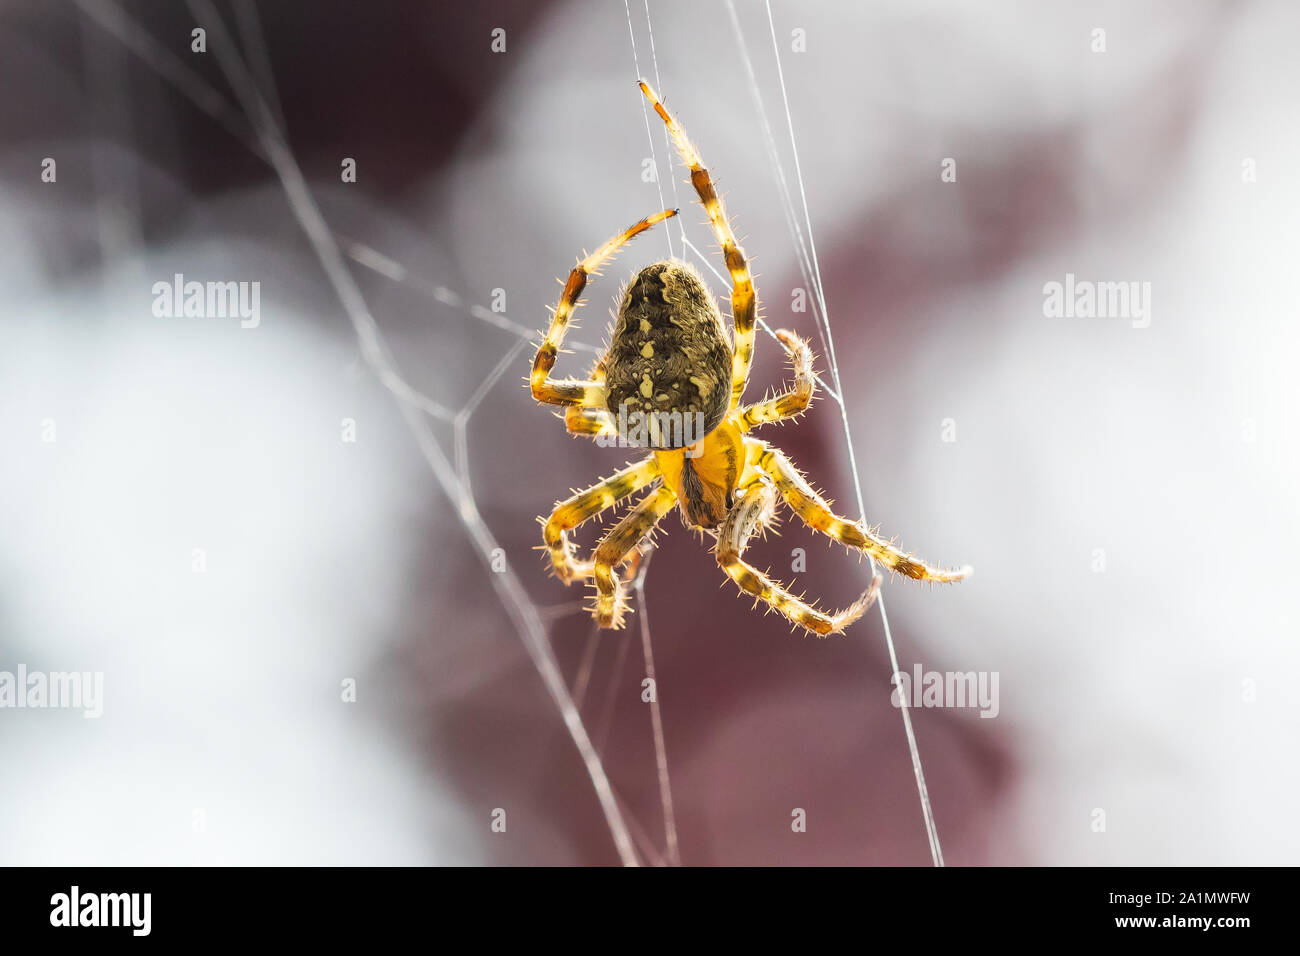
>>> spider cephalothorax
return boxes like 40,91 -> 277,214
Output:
530,80 -> 971,635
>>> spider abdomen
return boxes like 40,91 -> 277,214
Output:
604,260 -> 732,449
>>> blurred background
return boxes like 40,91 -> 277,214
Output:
1,0 -> 1296,865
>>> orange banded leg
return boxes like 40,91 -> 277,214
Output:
591,486 -> 677,628
541,457 -> 660,583
639,81 -> 756,411
716,478 -> 879,636
531,208 -> 678,407
736,329 -> 815,431
749,440 -> 973,583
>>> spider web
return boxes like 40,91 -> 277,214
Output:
74,0 -> 944,866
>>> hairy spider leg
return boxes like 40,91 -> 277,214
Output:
532,208 -> 678,407
542,457 -> 661,583
639,80 -> 757,413
564,405 -> 619,439
715,476 -> 880,636
736,329 -> 815,431
591,486 -> 678,628
561,352 -> 621,438
747,439 -> 973,583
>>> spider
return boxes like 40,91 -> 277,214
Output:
530,80 -> 971,636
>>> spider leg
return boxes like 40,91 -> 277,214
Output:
564,405 -> 618,440
591,486 -> 677,629
747,438 -> 973,583
735,329 -> 815,431
639,81 -> 756,412
716,477 -> 879,636
541,457 -> 660,583
559,352 -> 620,439
532,209 -> 678,407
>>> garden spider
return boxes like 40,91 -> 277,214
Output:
531,81 -> 971,636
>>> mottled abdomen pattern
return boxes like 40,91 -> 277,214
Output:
604,260 -> 732,449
